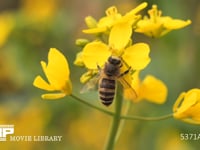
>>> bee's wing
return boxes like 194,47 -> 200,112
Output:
80,74 -> 100,94
118,76 -> 137,99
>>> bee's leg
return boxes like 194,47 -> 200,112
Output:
118,67 -> 131,77
120,57 -> 129,68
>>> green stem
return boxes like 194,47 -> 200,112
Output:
104,84 -> 123,150
70,94 -> 114,116
70,94 -> 173,122
120,113 -> 173,121
115,100 -> 131,143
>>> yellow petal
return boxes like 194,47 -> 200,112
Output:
129,70 -> 140,96
180,118 -> 200,125
135,19 -> 163,37
82,41 -> 111,69
126,2 -> 148,16
173,92 -> 186,112
82,27 -> 107,34
0,13 -> 14,47
163,18 -> 191,29
41,93 -> 66,99
41,48 -> 70,90
188,103 -> 200,121
139,75 -> 168,104
63,80 -> 72,95
122,43 -> 151,70
173,89 -> 199,117
33,75 -> 54,91
109,23 -> 132,51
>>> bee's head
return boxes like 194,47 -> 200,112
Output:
108,56 -> 121,66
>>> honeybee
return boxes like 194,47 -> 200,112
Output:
81,56 -> 137,106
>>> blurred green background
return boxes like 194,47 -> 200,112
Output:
0,0 -> 200,149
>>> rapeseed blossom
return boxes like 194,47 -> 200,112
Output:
33,48 -> 72,99
74,4 -> 152,84
135,5 -> 191,37
173,89 -> 200,124
124,71 -> 167,104
74,3 -> 169,103
83,2 -> 147,35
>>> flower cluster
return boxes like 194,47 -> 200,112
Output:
74,2 -> 174,104
135,5 -> 191,37
33,2 -> 200,125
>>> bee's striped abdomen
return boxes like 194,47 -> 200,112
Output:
99,78 -> 115,106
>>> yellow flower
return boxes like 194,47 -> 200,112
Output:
0,13 -> 14,47
83,2 -> 147,34
124,71 -> 168,104
33,48 -> 72,99
78,41 -> 150,71
21,0 -> 57,22
74,32 -> 151,84
75,2 -> 150,75
173,89 -> 200,124
135,5 -> 191,37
